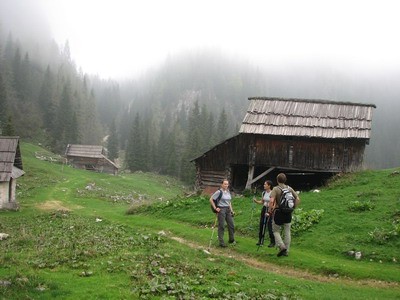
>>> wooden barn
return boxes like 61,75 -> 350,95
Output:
192,97 -> 376,193
65,144 -> 118,175
0,136 -> 24,210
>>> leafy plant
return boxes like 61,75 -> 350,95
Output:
291,208 -> 324,235
369,220 -> 400,244
348,200 -> 375,212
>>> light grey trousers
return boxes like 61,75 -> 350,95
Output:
272,221 -> 291,251
217,207 -> 235,245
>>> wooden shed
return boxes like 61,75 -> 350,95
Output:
0,136 -> 24,210
65,144 -> 118,175
192,97 -> 376,193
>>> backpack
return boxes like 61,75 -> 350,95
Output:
210,189 -> 223,213
277,186 -> 295,213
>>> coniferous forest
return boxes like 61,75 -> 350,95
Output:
1,13 -> 400,185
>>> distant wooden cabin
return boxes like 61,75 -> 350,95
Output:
65,144 -> 118,175
0,136 -> 24,210
192,97 -> 376,193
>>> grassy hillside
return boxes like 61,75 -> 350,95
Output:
0,143 -> 399,299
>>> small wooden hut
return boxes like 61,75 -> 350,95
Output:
192,97 -> 376,193
0,136 -> 24,210
65,144 -> 118,175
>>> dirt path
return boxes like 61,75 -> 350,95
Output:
170,236 -> 399,289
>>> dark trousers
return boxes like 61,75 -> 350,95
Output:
258,206 -> 275,245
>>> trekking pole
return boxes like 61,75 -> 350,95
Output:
208,214 -> 218,251
257,213 -> 269,251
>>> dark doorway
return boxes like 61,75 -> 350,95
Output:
230,165 -> 248,191
232,164 -> 336,193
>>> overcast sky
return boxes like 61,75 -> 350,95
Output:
15,0 -> 400,79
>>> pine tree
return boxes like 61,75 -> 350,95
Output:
12,47 -> 22,97
126,113 -> 143,172
53,81 -> 74,152
207,110 -> 217,148
4,33 -> 14,63
79,80 -> 102,145
38,66 -> 56,133
166,121 -> 185,177
3,115 -> 15,136
107,119 -> 119,161
0,71 -> 8,130
141,116 -> 151,172
216,108 -> 229,143
19,52 -> 32,102
156,118 -> 171,174
180,101 -> 202,183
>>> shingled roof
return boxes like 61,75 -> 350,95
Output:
65,144 -> 105,158
0,136 -> 24,182
239,97 -> 376,139
65,144 -> 118,171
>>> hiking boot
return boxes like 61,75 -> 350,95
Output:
277,247 -> 287,257
268,243 -> 275,248
219,244 -> 227,248
256,242 -> 262,246
229,240 -> 236,245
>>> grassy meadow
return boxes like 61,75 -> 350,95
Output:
0,142 -> 399,299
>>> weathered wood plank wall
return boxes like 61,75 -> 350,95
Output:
194,134 -> 366,190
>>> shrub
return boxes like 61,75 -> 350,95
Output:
368,220 -> 400,244
348,200 -> 374,212
291,208 -> 324,235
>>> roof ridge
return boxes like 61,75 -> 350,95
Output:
248,97 -> 376,108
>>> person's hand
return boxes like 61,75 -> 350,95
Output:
253,198 -> 257,203
216,207 -> 221,213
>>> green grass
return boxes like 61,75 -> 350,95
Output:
0,142 -> 399,299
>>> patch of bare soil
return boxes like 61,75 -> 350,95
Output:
170,236 -> 399,289
36,200 -> 83,211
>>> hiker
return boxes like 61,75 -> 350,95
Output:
269,173 -> 300,257
209,179 -> 235,247
254,180 -> 275,247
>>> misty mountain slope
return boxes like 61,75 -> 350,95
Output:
118,52 -> 269,126
114,53 -> 400,169
1,0 -> 399,172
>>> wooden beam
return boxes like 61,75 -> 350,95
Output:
245,165 -> 255,189
245,166 -> 275,189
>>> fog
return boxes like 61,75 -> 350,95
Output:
2,0 -> 399,79
1,0 -> 399,169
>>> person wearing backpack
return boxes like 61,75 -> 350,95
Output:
269,173 -> 300,257
209,179 -> 236,247
253,180 -> 275,247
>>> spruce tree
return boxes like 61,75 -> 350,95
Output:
216,108 -> 229,143
207,110 -> 217,148
126,113 -> 143,172
156,119 -> 170,174
53,81 -> 74,153
12,47 -> 22,97
107,119 -> 119,162
180,101 -> 202,183
38,66 -> 55,133
3,115 -> 15,136
0,71 -> 7,130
